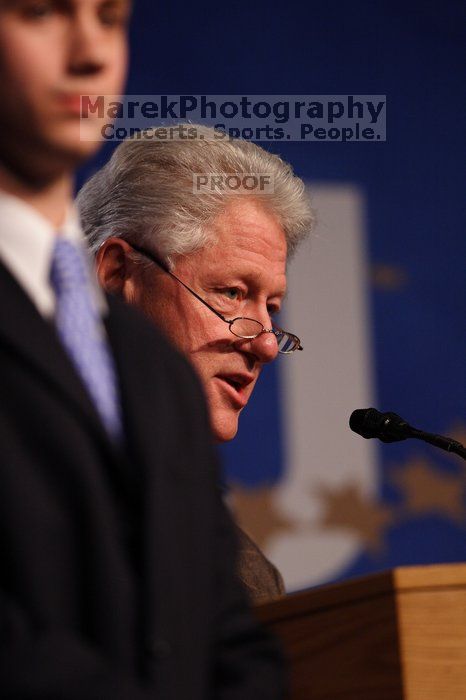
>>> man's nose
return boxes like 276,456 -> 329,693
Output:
250,329 -> 280,363
237,317 -> 279,364
67,15 -> 112,76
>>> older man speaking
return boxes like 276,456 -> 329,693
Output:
78,125 -> 314,602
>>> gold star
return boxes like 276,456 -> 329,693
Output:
229,483 -> 296,550
371,263 -> 408,291
444,421 -> 466,469
449,422 -> 466,448
313,481 -> 394,553
391,457 -> 465,523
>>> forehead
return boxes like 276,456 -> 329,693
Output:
194,198 -> 287,288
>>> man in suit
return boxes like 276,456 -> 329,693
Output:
0,2 -> 284,697
77,125 -> 315,603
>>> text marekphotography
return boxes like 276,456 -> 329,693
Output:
79,95 -> 387,143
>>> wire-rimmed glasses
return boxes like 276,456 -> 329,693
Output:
128,243 -> 303,354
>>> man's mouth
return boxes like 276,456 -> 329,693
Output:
216,373 -> 255,408
224,377 -> 242,390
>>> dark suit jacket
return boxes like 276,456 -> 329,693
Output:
236,527 -> 285,604
0,261 -> 284,699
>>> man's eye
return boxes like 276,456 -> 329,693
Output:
268,306 -> 280,318
21,1 -> 54,19
222,288 -> 240,301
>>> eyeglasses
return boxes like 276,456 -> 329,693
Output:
128,243 -> 303,354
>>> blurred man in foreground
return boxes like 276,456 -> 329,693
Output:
0,3 -> 284,697
78,125 -> 314,602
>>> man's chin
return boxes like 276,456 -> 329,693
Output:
211,412 -> 240,443
45,123 -> 104,163
29,116 -> 106,166
0,123 -> 103,184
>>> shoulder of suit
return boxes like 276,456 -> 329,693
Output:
105,292 -> 205,391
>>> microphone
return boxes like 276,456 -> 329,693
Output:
349,408 -> 466,460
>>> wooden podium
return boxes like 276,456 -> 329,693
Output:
255,563 -> 466,699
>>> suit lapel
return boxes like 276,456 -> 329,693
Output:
0,261 -> 108,441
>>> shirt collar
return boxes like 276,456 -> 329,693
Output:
0,190 -> 106,317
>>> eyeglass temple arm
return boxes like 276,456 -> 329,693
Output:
129,243 -> 231,324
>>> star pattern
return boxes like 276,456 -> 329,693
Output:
391,457 -> 465,523
229,484 -> 296,551
313,481 -> 395,553
445,422 -> 466,470
371,263 -> 408,291
449,423 -> 466,449
230,418 -> 466,566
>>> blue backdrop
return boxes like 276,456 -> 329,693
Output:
78,0 -> 466,587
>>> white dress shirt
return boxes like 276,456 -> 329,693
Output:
0,190 -> 105,318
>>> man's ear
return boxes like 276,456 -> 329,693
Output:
95,237 -> 139,301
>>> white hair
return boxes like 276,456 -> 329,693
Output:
77,124 -> 315,269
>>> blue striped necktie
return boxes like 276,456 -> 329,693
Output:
50,238 -> 122,441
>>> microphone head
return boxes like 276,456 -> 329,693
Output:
349,408 -> 411,443
349,408 -> 381,438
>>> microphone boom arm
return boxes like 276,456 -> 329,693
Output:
349,408 -> 466,460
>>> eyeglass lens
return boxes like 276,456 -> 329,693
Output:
229,318 -> 298,354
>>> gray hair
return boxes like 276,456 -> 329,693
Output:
77,124 -> 314,269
